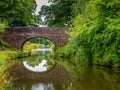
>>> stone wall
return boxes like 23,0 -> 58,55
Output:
1,27 -> 69,50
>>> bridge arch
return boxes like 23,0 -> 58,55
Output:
0,27 -> 69,50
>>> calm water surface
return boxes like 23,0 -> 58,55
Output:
9,51 -> 120,90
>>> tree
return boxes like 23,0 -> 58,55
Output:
0,0 -> 39,26
72,0 -> 90,15
39,0 -> 74,27
60,0 -> 120,67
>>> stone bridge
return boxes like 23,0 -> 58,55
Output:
0,27 -> 69,50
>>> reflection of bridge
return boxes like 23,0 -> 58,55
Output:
0,27 -> 69,50
9,64 -> 70,84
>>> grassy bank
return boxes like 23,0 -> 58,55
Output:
0,49 -> 30,90
0,52 -> 12,90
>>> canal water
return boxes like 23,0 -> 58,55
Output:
8,50 -> 120,90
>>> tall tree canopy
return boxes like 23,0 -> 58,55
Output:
39,0 -> 74,27
59,0 -> 120,67
0,0 -> 39,26
72,0 -> 90,15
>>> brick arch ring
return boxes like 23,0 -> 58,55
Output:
0,27 -> 69,50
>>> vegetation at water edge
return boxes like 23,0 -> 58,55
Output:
59,0 -> 120,68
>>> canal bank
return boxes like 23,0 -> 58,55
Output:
3,50 -> 120,90
0,49 -> 31,90
1,47 -> 120,90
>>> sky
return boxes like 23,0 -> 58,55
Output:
35,0 -> 51,15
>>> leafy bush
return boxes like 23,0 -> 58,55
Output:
60,0 -> 120,67
0,52 -> 13,90
0,23 -> 5,32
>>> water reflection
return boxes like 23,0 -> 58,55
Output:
9,50 -> 70,90
32,83 -> 55,90
23,50 -> 55,72
8,49 -> 120,90
9,63 -> 70,90
23,60 -> 48,72
65,64 -> 120,90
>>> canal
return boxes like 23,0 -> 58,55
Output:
8,50 -> 120,90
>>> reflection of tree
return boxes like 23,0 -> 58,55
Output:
24,52 -> 55,69
10,64 -> 70,90
62,62 -> 120,90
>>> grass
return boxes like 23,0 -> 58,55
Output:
0,47 -> 31,90
0,52 -> 8,65
0,52 -> 13,90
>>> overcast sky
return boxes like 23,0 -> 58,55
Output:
35,0 -> 51,15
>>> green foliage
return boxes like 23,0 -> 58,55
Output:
72,0 -> 90,15
60,0 -> 120,68
0,39 -> 10,49
10,51 -> 28,59
0,0 -> 39,26
0,71 -> 13,90
23,42 -> 36,52
29,38 -> 51,45
0,22 -> 10,49
58,44 -> 74,58
24,38 -> 55,51
0,52 -> 8,66
0,52 -> 13,90
24,53 -> 55,67
0,23 -> 5,32
39,0 -> 74,27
